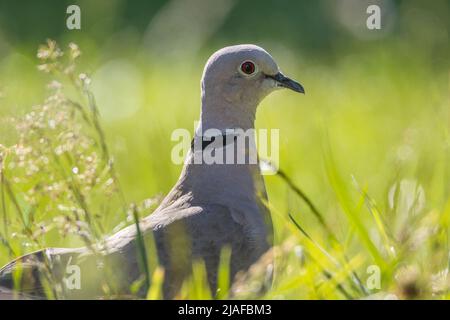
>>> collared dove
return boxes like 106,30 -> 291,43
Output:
0,44 -> 304,299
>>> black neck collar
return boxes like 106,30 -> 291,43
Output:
190,133 -> 238,151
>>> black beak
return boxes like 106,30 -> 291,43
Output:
268,72 -> 305,94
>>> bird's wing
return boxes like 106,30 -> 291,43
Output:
103,204 -> 204,251
0,203 -> 203,299
154,202 -> 273,295
100,202 -> 260,298
0,201 -> 270,299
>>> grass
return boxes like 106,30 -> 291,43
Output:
0,39 -> 448,299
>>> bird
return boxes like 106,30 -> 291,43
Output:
0,44 -> 304,299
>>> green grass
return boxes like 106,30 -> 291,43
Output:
0,40 -> 448,299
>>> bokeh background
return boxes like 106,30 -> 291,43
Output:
0,0 -> 448,299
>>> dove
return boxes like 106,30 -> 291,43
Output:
0,44 -> 304,299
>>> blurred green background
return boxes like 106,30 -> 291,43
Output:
0,0 -> 448,298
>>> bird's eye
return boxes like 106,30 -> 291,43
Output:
240,61 -> 256,75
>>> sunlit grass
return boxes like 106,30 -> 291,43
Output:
0,39 -> 448,299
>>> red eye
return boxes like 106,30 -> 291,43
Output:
240,61 -> 256,75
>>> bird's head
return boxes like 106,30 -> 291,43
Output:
201,44 -> 304,108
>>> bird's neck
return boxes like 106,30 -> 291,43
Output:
199,92 -> 257,132
159,94 -> 267,212
173,111 -> 265,212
